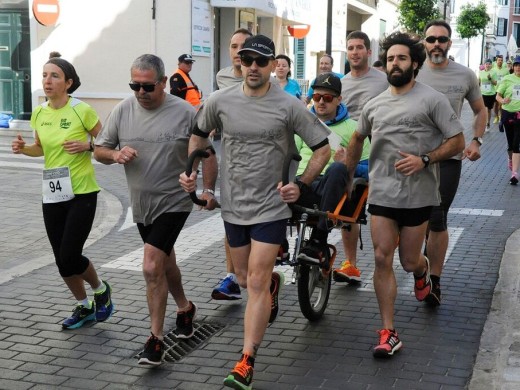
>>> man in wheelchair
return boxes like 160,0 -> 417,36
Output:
292,73 -> 371,270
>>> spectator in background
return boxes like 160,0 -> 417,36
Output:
305,54 -> 344,104
274,54 -> 303,100
170,54 -> 202,109
372,60 -> 384,72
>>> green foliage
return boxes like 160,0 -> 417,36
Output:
398,0 -> 441,34
456,2 -> 490,39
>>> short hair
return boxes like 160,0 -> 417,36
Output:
372,60 -> 383,67
275,54 -> 292,79
379,32 -> 426,77
496,54 -> 503,59
424,20 -> 452,37
346,31 -> 371,50
232,28 -> 252,38
320,53 -> 334,66
131,54 -> 165,81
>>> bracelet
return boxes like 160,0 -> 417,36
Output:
202,189 -> 215,195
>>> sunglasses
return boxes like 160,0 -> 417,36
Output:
312,93 -> 336,103
128,81 -> 159,92
425,36 -> 450,44
240,55 -> 271,68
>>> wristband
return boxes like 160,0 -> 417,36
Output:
202,189 -> 215,195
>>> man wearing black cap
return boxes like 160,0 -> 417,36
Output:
170,54 -> 202,109
295,72 -> 370,268
180,34 -> 331,389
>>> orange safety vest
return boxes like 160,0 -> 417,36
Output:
173,69 -> 201,109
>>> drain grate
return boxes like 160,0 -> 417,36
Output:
135,322 -> 225,363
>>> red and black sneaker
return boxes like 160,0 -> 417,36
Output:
269,271 -> 284,324
223,355 -> 254,389
414,256 -> 432,301
373,329 -> 402,358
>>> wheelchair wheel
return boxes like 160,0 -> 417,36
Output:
297,263 -> 332,321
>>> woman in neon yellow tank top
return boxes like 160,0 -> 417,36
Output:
11,53 -> 114,330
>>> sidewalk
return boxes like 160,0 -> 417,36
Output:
1,104 -> 519,389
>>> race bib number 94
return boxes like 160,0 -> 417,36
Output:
42,167 -> 75,203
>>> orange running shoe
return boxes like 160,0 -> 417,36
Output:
332,260 -> 361,284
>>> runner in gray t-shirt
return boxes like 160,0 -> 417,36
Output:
346,32 -> 465,359
95,54 -> 217,367
180,35 -> 331,390
416,20 -> 486,308
334,31 -> 389,286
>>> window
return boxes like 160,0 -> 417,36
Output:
515,0 -> 520,15
514,23 -> 520,46
497,0 -> 508,5
497,17 -> 508,36
294,38 -> 306,80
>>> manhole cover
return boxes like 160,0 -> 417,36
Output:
135,322 -> 225,363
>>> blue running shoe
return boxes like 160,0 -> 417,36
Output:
94,281 -> 114,322
62,304 -> 96,329
211,275 -> 241,300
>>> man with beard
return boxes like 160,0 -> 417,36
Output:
416,20 -> 486,307
180,35 -> 330,388
332,31 -> 388,286
345,32 -> 465,358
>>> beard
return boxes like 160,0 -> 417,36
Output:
387,65 -> 414,87
427,47 -> 448,64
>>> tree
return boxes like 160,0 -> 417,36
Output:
456,2 -> 490,66
398,0 -> 441,34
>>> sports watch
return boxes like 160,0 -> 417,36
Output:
420,154 -> 430,168
472,137 -> 483,146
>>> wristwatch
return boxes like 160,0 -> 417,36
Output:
420,154 -> 430,168
472,137 -> 483,146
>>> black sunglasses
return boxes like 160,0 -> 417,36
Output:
240,55 -> 271,68
312,93 -> 336,103
129,81 -> 159,92
425,36 -> 450,44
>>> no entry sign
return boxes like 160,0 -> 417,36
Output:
32,0 -> 60,26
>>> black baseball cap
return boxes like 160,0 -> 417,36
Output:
178,54 -> 195,63
237,35 -> 275,58
311,72 -> 342,95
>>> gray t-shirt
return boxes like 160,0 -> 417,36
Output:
216,66 -> 242,89
96,94 -> 195,225
341,67 -> 388,120
357,82 -> 465,209
416,60 -> 482,117
197,82 -> 331,224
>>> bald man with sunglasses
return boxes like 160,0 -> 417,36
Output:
94,54 -> 217,366
416,20 -> 486,308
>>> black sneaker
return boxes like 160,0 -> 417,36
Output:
94,281 -> 114,322
174,301 -> 197,339
268,271 -> 284,324
425,281 -> 442,307
62,304 -> 96,329
138,333 -> 164,366
297,239 -> 329,270
510,175 -> 518,185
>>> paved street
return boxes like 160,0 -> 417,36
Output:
0,103 -> 519,389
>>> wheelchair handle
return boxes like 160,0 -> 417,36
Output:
282,153 -> 302,186
186,149 -> 210,207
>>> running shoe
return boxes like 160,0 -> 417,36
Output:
62,304 -> 96,330
269,271 -> 284,324
425,280 -> 442,307
138,333 -> 164,366
223,355 -> 254,389
94,281 -> 114,322
332,260 -> 361,284
174,301 -> 197,339
297,239 -> 329,270
414,256 -> 431,301
211,276 -> 242,300
373,329 -> 402,358
493,116 -> 499,124
510,174 -> 518,185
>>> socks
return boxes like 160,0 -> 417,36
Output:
78,298 -> 92,309
92,279 -> 106,294
226,273 -> 238,283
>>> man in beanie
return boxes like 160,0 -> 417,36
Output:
180,35 -> 331,389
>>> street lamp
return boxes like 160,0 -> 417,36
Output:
442,0 -> 450,20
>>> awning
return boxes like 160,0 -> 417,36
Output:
210,0 -> 312,25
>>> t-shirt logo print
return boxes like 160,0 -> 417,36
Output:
60,118 -> 71,129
